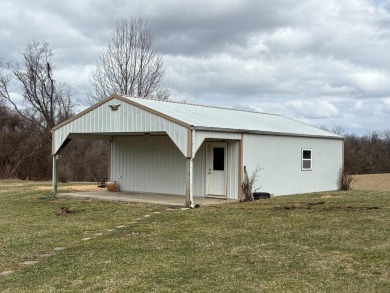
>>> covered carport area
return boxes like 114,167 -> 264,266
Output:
51,94 -> 196,207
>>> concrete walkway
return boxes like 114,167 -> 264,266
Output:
57,191 -> 234,207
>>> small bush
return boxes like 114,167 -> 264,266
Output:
241,166 -> 262,201
339,168 -> 355,190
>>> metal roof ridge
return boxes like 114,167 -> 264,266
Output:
120,96 -> 342,139
121,95 -> 282,117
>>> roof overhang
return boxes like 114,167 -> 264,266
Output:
52,94 -> 191,157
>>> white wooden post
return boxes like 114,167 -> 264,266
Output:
189,127 -> 195,208
189,157 -> 194,207
51,155 -> 58,195
185,158 -> 190,207
185,127 -> 196,208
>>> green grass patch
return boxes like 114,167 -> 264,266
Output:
0,181 -> 390,292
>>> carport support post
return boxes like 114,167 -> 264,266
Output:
185,158 -> 191,207
185,157 -> 195,208
185,127 -> 196,208
52,155 -> 58,195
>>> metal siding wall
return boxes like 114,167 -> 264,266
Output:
193,143 -> 206,197
227,141 -> 239,199
242,134 -> 343,195
53,98 -> 188,156
111,135 -> 186,195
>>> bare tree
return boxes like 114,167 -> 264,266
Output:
241,166 -> 262,202
0,102 -> 50,179
319,125 -> 345,136
382,129 -> 390,142
0,41 -> 77,179
89,18 -> 170,103
0,41 -> 76,137
331,126 -> 346,136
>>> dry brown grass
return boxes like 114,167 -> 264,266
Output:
0,180 -> 102,192
37,183 -> 102,192
352,173 -> 390,192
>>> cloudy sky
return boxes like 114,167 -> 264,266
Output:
1,0 -> 390,135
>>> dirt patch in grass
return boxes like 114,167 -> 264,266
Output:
321,194 -> 343,199
122,231 -> 145,238
273,201 -> 324,210
320,206 -> 379,211
352,173 -> 390,192
273,202 -> 379,212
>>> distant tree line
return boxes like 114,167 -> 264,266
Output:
321,127 -> 390,175
344,130 -> 390,174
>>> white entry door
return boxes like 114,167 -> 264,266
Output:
206,142 -> 227,197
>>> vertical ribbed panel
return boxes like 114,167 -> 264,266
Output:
53,98 -> 188,156
242,134 -> 343,195
111,135 -> 186,195
227,141 -> 239,199
193,143 -> 206,196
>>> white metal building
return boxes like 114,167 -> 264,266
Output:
52,94 -> 344,206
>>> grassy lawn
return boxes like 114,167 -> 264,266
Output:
0,181 -> 390,292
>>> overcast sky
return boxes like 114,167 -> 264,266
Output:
1,0 -> 390,135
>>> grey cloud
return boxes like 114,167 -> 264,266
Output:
147,0 -> 296,56
0,0 -> 389,135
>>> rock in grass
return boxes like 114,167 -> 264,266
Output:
56,207 -> 71,216
53,247 -> 66,251
22,260 -> 39,265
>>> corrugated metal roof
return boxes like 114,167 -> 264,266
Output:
123,96 -> 343,139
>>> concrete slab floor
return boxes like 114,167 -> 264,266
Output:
56,191 -> 236,207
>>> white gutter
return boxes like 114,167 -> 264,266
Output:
193,126 -> 344,140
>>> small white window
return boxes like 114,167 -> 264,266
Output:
302,149 -> 312,171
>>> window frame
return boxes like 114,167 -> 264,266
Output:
301,148 -> 312,171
